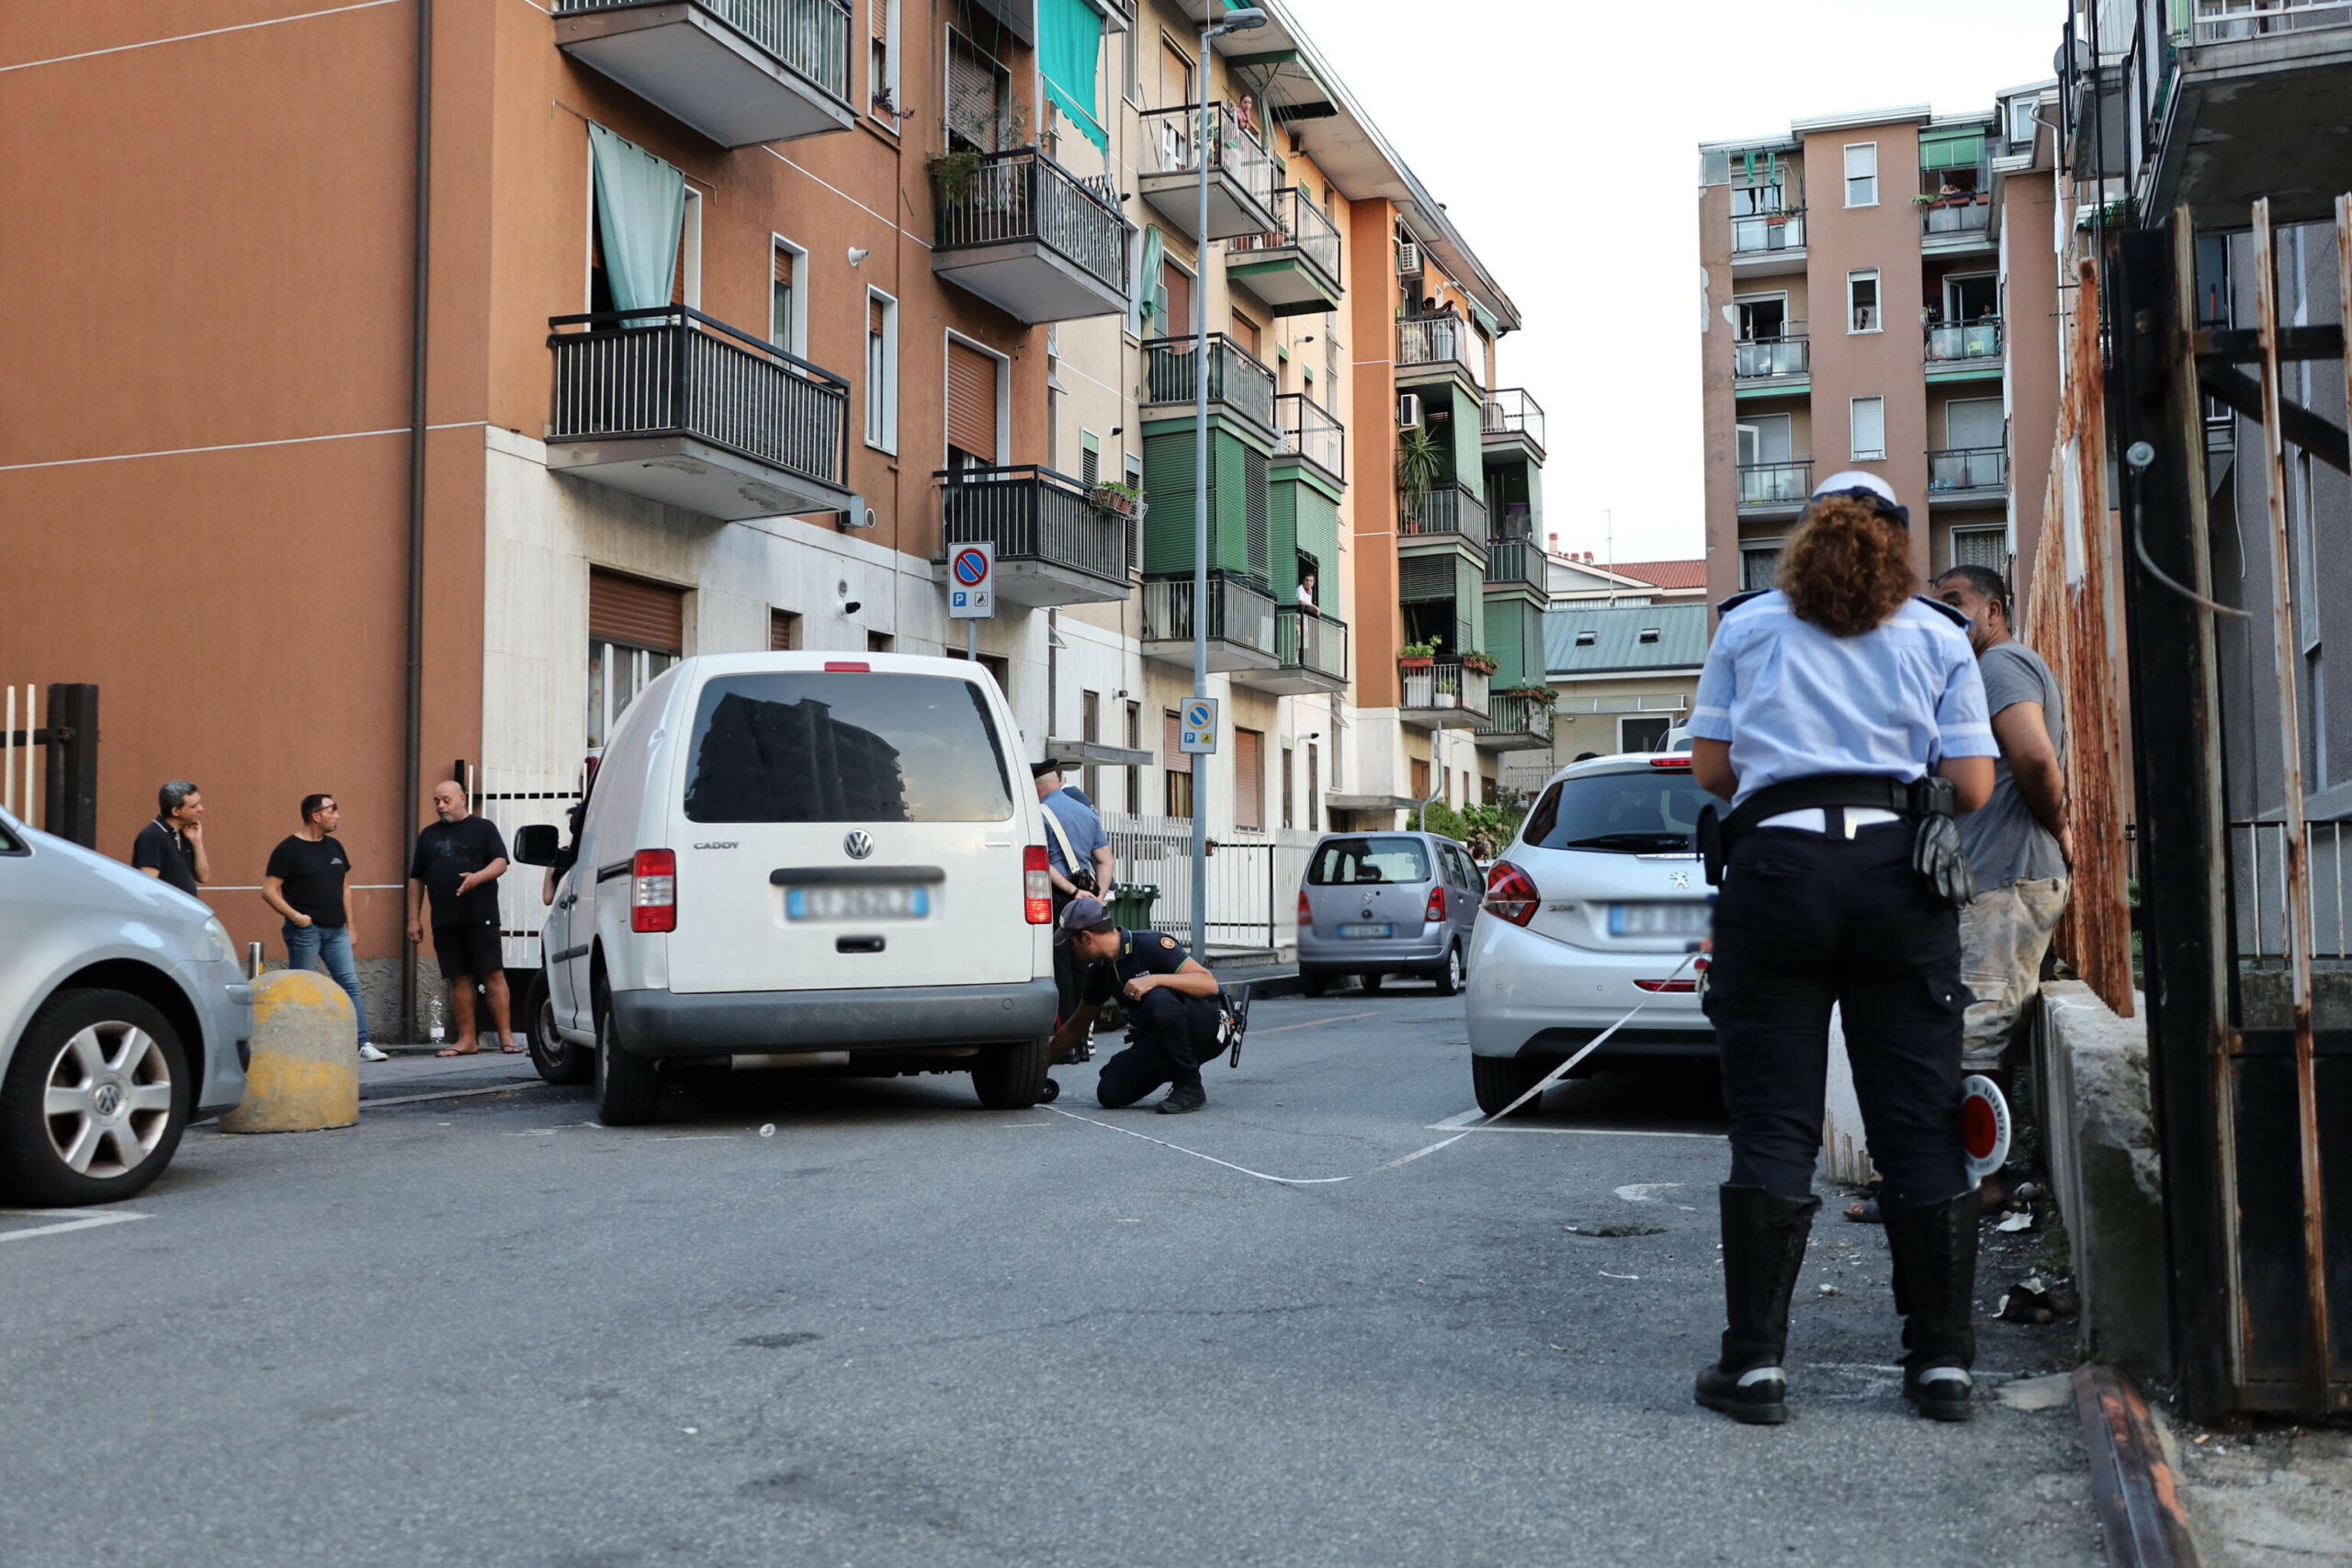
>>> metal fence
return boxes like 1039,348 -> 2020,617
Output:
1927,446 -> 2007,491
2195,0 -> 2352,41
1927,317 -> 2003,361
1136,103 -> 1277,213
1274,604 -> 1348,682
1483,536 -> 1545,593
1103,811 -> 1318,953
1399,481 -> 1488,543
933,146 -> 1128,295
468,763 -> 587,973
1142,334 -> 1277,433
1737,459 -> 1812,506
1731,209 -> 1804,254
1734,333 -> 1809,378
1400,660 -> 1489,717
1140,572 -> 1275,658
1481,387 -> 1545,449
1274,390 -> 1344,479
1397,315 -> 1481,382
554,0 -> 853,102
1229,186 -> 1341,286
937,465 -> 1131,589
2233,821 -> 2352,961
1922,194 -> 1991,236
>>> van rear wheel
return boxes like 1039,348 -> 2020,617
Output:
594,987 -> 662,1126
971,1035 -> 1052,1110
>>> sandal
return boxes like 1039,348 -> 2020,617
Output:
501,1041 -> 526,1054
435,1045 -> 480,1058
1844,1189 -> 1883,1224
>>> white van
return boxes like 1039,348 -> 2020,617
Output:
513,652 -> 1059,1125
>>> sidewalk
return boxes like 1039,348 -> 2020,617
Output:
2164,1416 -> 2352,1567
356,1045 -> 544,1105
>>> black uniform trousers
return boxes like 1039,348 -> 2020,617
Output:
1051,892 -> 1080,1022
1096,987 -> 1223,1108
1702,821 -> 1971,1203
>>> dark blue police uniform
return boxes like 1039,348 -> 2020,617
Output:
1082,929 -> 1222,1110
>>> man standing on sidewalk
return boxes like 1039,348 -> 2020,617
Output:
131,780 -> 209,900
264,793 -> 387,1062
405,781 -> 517,1057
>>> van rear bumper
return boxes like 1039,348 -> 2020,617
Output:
609,979 -> 1058,1057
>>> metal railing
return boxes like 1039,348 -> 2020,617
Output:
1142,334 -> 1277,432
1736,459 -> 1812,507
1927,317 -> 2004,361
1476,692 -> 1555,746
933,147 -> 1128,295
936,465 -> 1131,587
547,306 -> 850,489
1136,103 -> 1277,214
1140,572 -> 1276,657
2232,819 -> 2352,960
1927,446 -> 2007,491
1483,536 -> 1546,593
1397,315 -> 1482,383
1922,193 -> 1992,236
1399,481 -> 1488,543
2195,0 -> 2352,41
1481,388 -> 1546,449
1229,186 -> 1342,288
1274,604 -> 1348,682
1103,812 -> 1319,953
1274,391 -> 1344,479
1399,659 -> 1489,716
1734,333 -> 1809,379
554,0 -> 853,105
1731,209 -> 1805,254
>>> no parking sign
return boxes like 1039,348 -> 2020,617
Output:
948,542 -> 994,619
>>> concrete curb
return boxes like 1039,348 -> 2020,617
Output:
2077,1363 -> 2201,1568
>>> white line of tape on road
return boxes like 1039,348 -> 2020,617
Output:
1422,1121 -> 1724,1141
0,1210 -> 148,1243
1250,1010 -> 1380,1035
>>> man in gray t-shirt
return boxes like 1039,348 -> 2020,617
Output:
1933,567 -> 2073,1090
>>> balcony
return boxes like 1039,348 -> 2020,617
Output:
1736,459 -> 1812,519
1730,209 -> 1805,276
1236,604 -> 1349,695
1482,535 -> 1546,596
1135,104 -> 1278,241
932,148 -> 1130,322
1226,188 -> 1344,318
1274,392 -> 1344,484
1733,333 -> 1809,389
1140,572 -> 1278,672
1475,691 -> 1555,751
552,0 -> 855,147
1396,315 -> 1482,390
1398,482 -> 1489,558
1927,446 -> 2007,502
1920,192 -> 1993,250
1398,659 -> 1489,729
2152,0 -> 2352,222
1142,335 -> 1276,435
1925,317 -> 2004,368
546,306 -> 851,521
935,465 -> 1133,607
1480,389 -> 1546,461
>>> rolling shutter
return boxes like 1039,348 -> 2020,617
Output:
948,39 -> 1002,152
946,342 -> 999,461
590,570 -> 684,652
1234,728 -> 1263,829
871,0 -> 889,43
1163,708 -> 1190,775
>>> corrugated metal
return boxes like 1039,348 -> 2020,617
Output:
1544,603 -> 1708,674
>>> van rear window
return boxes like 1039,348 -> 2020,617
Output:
682,672 -> 1014,824
1307,836 -> 1431,886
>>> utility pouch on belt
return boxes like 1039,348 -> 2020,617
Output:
1716,773 -> 1973,904
1907,776 -> 1974,907
1697,804 -> 1726,887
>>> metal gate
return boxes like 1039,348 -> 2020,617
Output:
464,761 -> 585,974
0,682 -> 98,847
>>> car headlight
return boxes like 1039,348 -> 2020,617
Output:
200,917 -> 235,964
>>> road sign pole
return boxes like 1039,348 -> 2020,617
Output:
1191,29 -> 1214,958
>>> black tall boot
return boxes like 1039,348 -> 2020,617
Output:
1694,1185 -> 1819,1426
1883,1190 -> 1980,1422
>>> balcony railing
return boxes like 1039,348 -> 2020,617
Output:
554,0 -> 853,104
1481,388 -> 1546,450
1734,333 -> 1810,379
2194,0 -> 2352,42
1141,572 -> 1276,656
1399,481 -> 1489,544
1737,459 -> 1813,508
1400,659 -> 1489,717
1926,317 -> 2004,362
1928,446 -> 2007,492
1922,192 -> 1992,237
1275,604 -> 1348,682
1731,209 -> 1805,254
1483,536 -> 1546,594
1229,186 -> 1342,288
933,147 -> 1128,295
1397,315 -> 1482,383
1272,391 -> 1345,481
937,465 -> 1131,588
1137,103 -> 1277,210
1476,692 -> 1555,748
548,306 -> 849,488
1142,334 -> 1277,433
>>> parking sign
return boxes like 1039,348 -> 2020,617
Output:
948,543 -> 994,619
1178,697 -> 1218,755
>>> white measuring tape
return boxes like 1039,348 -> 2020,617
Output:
1043,953 -> 1701,1186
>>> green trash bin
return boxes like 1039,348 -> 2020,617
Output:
1107,883 -> 1159,931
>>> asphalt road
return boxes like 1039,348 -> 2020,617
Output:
0,990 -> 2102,1567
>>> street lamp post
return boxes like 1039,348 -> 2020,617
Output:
1191,4 -> 1267,957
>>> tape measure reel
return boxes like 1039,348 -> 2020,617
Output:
1961,1073 -> 2011,1186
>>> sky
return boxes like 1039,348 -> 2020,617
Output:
1277,0 -> 2069,567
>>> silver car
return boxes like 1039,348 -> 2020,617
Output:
0,807 -> 250,1206
1296,830 -> 1484,997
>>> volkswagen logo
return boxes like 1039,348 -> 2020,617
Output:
842,831 -> 875,861
92,1082 -> 123,1118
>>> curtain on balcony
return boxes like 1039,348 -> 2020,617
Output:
588,124 -> 685,319
1918,129 -> 1985,170
1136,225 -> 1165,332
1038,0 -> 1106,151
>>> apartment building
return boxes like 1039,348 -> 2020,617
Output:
0,0 -> 1538,1008
1697,89 -> 2064,611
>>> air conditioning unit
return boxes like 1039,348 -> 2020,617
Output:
1480,400 -> 1505,433
1395,240 -> 1422,277
1396,392 -> 1423,430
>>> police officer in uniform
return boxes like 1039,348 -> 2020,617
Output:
1686,472 -> 1997,1426
1049,895 -> 1223,1114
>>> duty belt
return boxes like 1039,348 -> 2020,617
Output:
1698,773 -> 1962,891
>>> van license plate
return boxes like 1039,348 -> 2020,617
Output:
786,886 -> 931,921
1340,922 -> 1394,939
1608,903 -> 1711,937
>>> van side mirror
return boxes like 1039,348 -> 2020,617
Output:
512,823 -> 560,866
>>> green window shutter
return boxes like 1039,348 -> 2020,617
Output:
1918,129 -> 1985,170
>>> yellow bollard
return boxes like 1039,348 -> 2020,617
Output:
219,969 -> 359,1134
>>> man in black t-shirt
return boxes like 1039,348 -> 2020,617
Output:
405,780 -> 515,1056
1049,896 -> 1224,1114
264,793 -> 385,1061
130,780 -> 209,900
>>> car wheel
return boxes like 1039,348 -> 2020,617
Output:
594,986 -> 662,1126
1432,945 -> 1463,998
524,974 -> 594,1087
1362,973 -> 1385,995
1301,971 -> 1329,998
971,1034 -> 1052,1109
0,988 -> 191,1207
1471,1053 -> 1549,1119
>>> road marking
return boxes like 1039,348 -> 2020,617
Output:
360,1079 -> 544,1108
1251,1010 -> 1379,1035
1421,1119 -> 1723,1141
0,1210 -> 148,1244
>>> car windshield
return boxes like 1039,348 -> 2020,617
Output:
1308,836 -> 1432,886
1521,768 -> 1708,853
683,672 -> 1014,824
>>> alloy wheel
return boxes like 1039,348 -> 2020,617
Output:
42,1021 -> 174,1179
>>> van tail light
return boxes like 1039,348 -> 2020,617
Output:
630,850 -> 677,932
1424,885 -> 1446,923
1483,861 -> 1539,927
1024,845 -> 1053,924
1297,888 -> 1312,929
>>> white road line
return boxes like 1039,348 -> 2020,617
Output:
0,1210 -> 148,1243
361,1079 -> 543,1108
1431,1110 -> 1481,1130
1251,1010 -> 1379,1035
1420,1119 -> 1724,1141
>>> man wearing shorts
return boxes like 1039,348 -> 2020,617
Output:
406,780 -> 517,1056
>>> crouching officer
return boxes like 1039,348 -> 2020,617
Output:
1049,895 -> 1223,1115
1687,471 -> 1998,1427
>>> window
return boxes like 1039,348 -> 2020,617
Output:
1849,396 -> 1886,461
1410,758 -> 1430,800
947,33 -> 1009,152
1741,544 -> 1782,590
674,186 -> 704,309
1125,700 -> 1142,814
1951,527 -> 2007,572
868,0 -> 898,120
682,671 -> 1013,825
1619,715 -> 1674,754
945,336 -> 1003,468
865,289 -> 899,453
1163,708 -> 1193,818
1161,255 -> 1194,337
1080,689 -> 1101,802
1122,11 -> 1141,105
947,646 -> 1011,692
1637,627 -> 1661,645
1234,728 -> 1264,829
1574,629 -> 1597,648
2008,97 -> 2038,147
1282,745 -> 1295,830
1734,294 -> 1788,340
1521,766 -> 1706,852
866,630 -> 894,653
768,608 -> 800,650
1843,141 -> 1878,207
1306,741 -> 1319,833
1159,36 -> 1193,112
589,570 -> 684,749
1080,431 -> 1101,486
1943,272 -> 1999,323
1230,310 -> 1261,357
770,238 -> 807,355
1848,269 -> 1880,333
1308,836 -> 1432,886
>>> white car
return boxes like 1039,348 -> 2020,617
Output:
1464,752 -> 1716,1114
513,652 -> 1059,1126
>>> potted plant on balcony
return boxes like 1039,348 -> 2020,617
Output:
930,144 -> 983,205
1461,651 -> 1499,676
1497,683 -> 1553,702
1089,480 -> 1146,520
1395,425 -> 1444,518
1398,637 -> 1440,671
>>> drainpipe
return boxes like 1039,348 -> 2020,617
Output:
401,0 -> 435,1043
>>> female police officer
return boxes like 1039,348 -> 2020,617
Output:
1686,471 -> 1997,1426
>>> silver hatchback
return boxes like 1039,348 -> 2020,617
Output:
1296,830 -> 1483,996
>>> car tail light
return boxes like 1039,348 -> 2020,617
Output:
823,660 -> 871,672
1297,888 -> 1312,928
1024,845 -> 1053,924
1424,885 -> 1446,923
1648,755 -> 1692,770
1634,978 -> 1698,993
1483,861 -> 1538,927
630,849 -> 676,932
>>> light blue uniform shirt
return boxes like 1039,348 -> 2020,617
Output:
1688,591 -> 1997,809
1040,786 -> 1109,877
